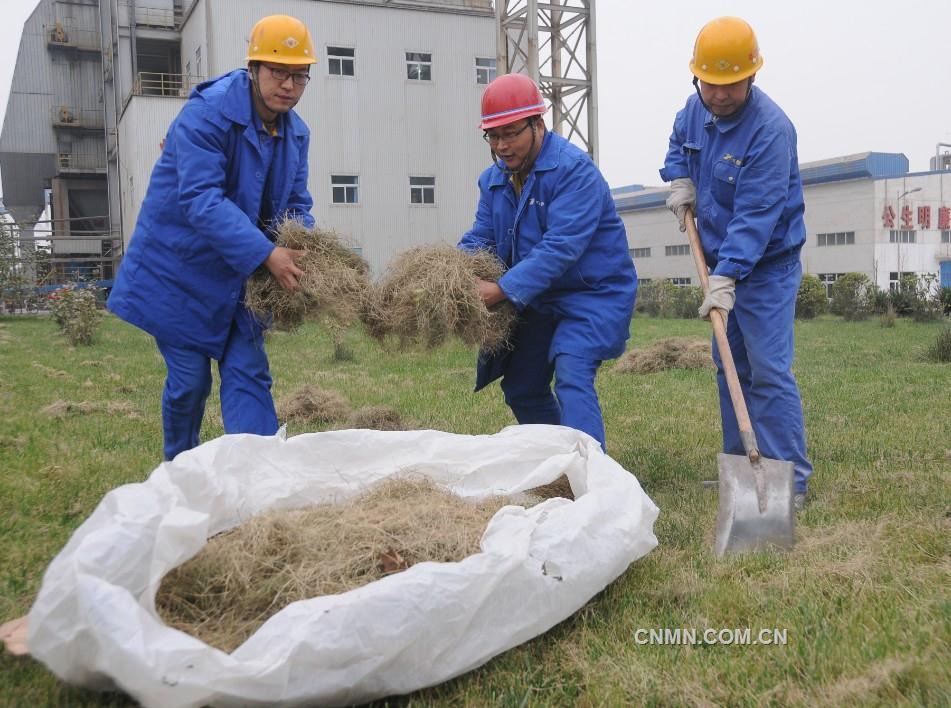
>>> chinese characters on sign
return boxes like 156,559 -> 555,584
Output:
901,205 -> 914,229
881,202 -> 950,230
882,205 -> 895,228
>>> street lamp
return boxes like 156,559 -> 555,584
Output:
894,187 -> 922,288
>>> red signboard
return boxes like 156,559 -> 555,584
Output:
917,206 -> 931,229
939,206 -> 951,230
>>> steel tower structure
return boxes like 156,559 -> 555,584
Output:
494,0 -> 598,161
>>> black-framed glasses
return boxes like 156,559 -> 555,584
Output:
483,121 -> 532,145
264,65 -> 311,86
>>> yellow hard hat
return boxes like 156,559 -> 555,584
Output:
246,15 -> 316,65
689,17 -> 763,85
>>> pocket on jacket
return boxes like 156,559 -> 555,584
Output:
711,160 -> 739,208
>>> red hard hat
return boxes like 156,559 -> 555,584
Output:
480,73 -> 547,130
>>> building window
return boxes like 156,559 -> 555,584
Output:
475,57 -> 496,84
328,46 -> 355,76
331,175 -> 358,204
630,247 -> 651,259
668,277 -> 691,286
665,244 -> 690,256
942,230 -> 950,243
889,230 -> 916,243
817,231 -> 855,246
889,271 -> 916,291
410,176 -> 435,204
817,273 -> 842,299
406,52 -> 432,81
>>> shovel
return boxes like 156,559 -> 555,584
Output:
683,209 -> 795,556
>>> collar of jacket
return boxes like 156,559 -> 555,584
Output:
192,69 -> 308,138
703,85 -> 759,134
487,130 -> 560,188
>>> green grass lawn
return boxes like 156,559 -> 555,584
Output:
1,313 -> 949,706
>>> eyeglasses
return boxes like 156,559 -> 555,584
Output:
264,65 -> 311,86
483,121 -> 532,145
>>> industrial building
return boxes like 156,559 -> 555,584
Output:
614,151 -> 951,292
1,0 -> 502,280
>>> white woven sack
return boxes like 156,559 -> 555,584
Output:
28,424 -> 659,707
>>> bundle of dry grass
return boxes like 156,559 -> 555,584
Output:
155,478 -> 509,652
362,245 -> 517,353
275,385 -> 351,425
346,405 -> 407,431
614,337 -> 714,374
244,220 -> 370,331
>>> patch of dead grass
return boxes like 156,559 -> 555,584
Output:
614,338 -> 713,374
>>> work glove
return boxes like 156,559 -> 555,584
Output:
665,177 -> 696,232
698,275 -> 735,320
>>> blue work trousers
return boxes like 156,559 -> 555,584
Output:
711,256 -> 813,493
498,310 -> 606,448
156,312 -> 278,460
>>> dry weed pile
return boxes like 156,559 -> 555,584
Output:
244,220 -> 370,332
155,478 -> 509,652
346,405 -> 406,431
362,245 -> 517,352
275,385 -> 351,425
614,337 -> 713,374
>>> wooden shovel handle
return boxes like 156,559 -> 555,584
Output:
683,208 -> 759,461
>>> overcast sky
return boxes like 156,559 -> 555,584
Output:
1,0 -> 949,195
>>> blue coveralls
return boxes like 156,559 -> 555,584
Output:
459,131 -> 637,448
109,70 -> 315,460
660,86 -> 813,493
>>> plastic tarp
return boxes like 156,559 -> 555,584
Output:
28,425 -> 659,707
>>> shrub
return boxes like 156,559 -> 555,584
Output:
671,285 -> 704,319
636,281 -> 704,319
636,280 -> 678,318
910,274 -> 943,323
926,327 -> 951,363
796,274 -> 827,319
47,285 -> 102,346
880,304 -> 897,328
830,272 -> 873,321
940,287 -> 951,317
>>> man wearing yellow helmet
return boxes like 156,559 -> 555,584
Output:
109,15 -> 317,460
660,17 -> 813,510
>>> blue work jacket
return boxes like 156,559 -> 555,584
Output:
108,69 -> 314,358
660,86 -> 806,280
459,131 -> 637,362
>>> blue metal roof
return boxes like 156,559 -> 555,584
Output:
614,152 -> 913,213
798,152 -> 908,185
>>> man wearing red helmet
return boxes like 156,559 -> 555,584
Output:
459,73 -> 637,450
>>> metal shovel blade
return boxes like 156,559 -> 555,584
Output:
714,452 -> 795,557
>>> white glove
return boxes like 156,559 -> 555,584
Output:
698,275 -> 736,319
665,178 -> 696,232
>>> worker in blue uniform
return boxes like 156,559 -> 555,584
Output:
459,73 -> 637,450
661,16 -> 813,509
109,15 -> 317,460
